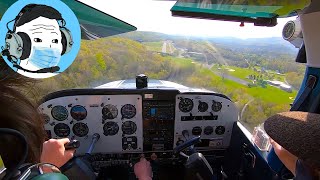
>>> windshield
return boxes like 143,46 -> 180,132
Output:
32,0 -> 304,132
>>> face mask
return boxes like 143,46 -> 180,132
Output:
28,46 -> 61,69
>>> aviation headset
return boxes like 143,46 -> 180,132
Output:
1,4 -> 73,69
0,128 -> 68,180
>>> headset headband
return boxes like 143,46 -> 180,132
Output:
13,4 -> 64,32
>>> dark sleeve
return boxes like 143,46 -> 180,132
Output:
294,159 -> 318,180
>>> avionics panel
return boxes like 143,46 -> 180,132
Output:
174,93 -> 238,150
142,91 -> 177,152
39,94 -> 143,154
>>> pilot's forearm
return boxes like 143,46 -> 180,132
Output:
138,176 -> 152,180
280,152 -> 298,176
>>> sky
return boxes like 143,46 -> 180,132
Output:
79,0 -> 296,39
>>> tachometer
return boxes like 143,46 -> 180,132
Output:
102,104 -> 118,119
70,105 -> 87,121
51,105 -> 68,121
73,122 -> 89,137
179,98 -> 193,112
121,104 -> 136,119
122,121 -> 137,135
103,121 -> 119,136
54,123 -> 70,137
212,101 -> 222,112
198,101 -> 208,112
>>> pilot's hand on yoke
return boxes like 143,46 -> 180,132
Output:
40,138 -> 75,169
134,157 -> 152,180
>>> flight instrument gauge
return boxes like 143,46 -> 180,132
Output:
212,101 -> 222,112
102,104 -> 118,119
103,121 -> 119,136
204,126 -> 213,135
122,121 -> 137,135
51,105 -> 68,121
70,105 -> 87,121
215,126 -> 225,135
42,114 -> 50,124
54,123 -> 70,137
73,122 -> 89,137
179,98 -> 193,112
198,101 -> 208,112
121,104 -> 136,119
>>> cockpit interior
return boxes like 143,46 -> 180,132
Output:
1,0 -> 320,180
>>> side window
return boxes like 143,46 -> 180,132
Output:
238,59 -> 304,133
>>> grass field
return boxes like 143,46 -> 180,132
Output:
143,42 -> 163,52
205,68 -> 295,104
211,65 -> 286,82
171,57 -> 296,104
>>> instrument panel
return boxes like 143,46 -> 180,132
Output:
174,94 -> 237,149
39,89 -> 238,155
40,94 -> 143,154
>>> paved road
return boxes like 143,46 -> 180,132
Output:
162,41 -> 175,54
215,72 -> 249,86
162,41 -> 167,53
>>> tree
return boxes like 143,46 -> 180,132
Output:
96,53 -> 106,70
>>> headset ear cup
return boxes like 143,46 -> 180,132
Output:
60,28 -> 73,55
17,32 -> 31,60
60,30 -> 67,55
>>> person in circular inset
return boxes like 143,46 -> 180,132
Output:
0,1 -> 80,79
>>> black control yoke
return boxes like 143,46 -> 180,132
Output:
173,136 -> 214,180
60,134 -> 100,180
65,140 -> 80,150
173,136 -> 201,154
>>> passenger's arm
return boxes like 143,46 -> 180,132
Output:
270,139 -> 298,176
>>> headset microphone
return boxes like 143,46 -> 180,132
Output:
13,64 -> 60,73
36,66 -> 60,73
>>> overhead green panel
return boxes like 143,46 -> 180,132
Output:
0,0 -> 137,39
171,0 -> 310,26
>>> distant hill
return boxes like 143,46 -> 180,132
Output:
118,31 -> 171,42
210,37 -> 298,56
119,31 -> 298,59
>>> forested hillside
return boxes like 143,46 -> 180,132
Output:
33,31 -> 304,131
35,37 -> 173,92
